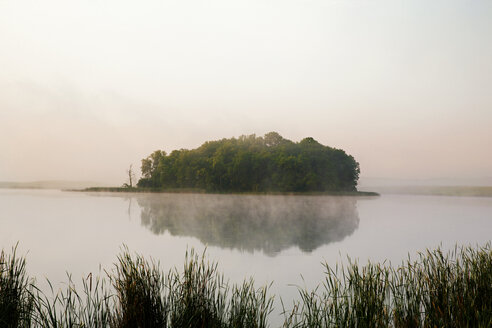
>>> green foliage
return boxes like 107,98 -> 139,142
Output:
137,132 -> 360,192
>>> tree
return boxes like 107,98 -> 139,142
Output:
137,132 -> 360,192
264,131 -> 284,147
124,164 -> 136,188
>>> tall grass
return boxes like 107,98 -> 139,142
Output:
283,261 -> 392,328
284,243 -> 492,328
417,245 -> 492,327
29,248 -> 273,328
0,245 -> 34,328
166,248 -> 273,328
166,249 -> 226,327
0,243 -> 490,327
32,273 -> 112,328
111,250 -> 167,328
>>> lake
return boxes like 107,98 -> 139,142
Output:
1,188 -> 491,323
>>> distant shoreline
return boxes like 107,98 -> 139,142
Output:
367,185 -> 492,198
71,187 -> 380,197
5,184 -> 492,198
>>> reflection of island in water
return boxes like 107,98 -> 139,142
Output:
136,194 -> 360,255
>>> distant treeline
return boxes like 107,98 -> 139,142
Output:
137,132 -> 360,192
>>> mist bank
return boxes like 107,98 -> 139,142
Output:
135,194 -> 360,254
358,177 -> 492,197
363,185 -> 492,197
359,176 -> 492,187
0,180 -> 108,190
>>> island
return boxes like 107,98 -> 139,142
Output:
83,132 -> 377,195
138,132 -> 360,192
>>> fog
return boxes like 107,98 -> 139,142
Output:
134,193 -> 359,255
1,0 -> 491,185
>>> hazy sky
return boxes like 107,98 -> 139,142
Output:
1,0 -> 491,184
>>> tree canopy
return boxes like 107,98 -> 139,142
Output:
137,132 -> 360,192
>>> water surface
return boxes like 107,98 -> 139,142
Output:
0,189 -> 490,321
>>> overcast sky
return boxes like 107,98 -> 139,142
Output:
1,0 -> 491,184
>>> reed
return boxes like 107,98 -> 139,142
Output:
32,273 -> 112,327
0,243 -> 490,327
111,249 -> 167,328
166,249 -> 227,327
284,243 -> 492,328
417,244 -> 492,327
228,279 -> 273,328
284,261 -> 392,328
30,248 -> 273,328
166,248 -> 273,328
0,245 -> 34,328
389,259 -> 423,327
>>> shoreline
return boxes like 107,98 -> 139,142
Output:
69,187 -> 380,197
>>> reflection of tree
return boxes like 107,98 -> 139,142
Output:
136,194 -> 360,255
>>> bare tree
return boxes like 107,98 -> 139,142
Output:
125,164 -> 136,188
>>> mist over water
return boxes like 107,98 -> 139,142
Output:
137,194 -> 359,255
1,188 -> 491,326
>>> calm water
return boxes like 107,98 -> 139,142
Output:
1,189 -> 491,321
